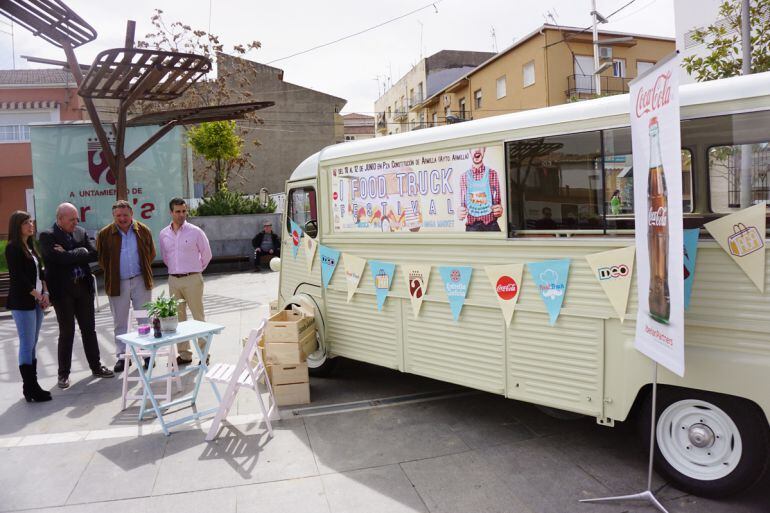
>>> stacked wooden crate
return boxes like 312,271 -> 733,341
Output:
264,309 -> 317,405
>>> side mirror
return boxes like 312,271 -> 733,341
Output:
269,257 -> 281,272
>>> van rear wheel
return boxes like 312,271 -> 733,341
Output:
639,387 -> 770,497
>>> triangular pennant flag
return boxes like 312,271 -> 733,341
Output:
369,260 -> 396,310
683,229 -> 699,310
528,259 -> 570,326
585,247 -> 635,323
704,203 -> 766,292
403,263 -> 431,318
485,264 -> 524,327
318,245 -> 340,289
438,266 -> 473,321
303,235 -> 317,273
343,253 -> 367,303
289,219 -> 303,259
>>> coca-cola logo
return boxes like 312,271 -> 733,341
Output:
496,276 -> 519,300
292,230 -> 300,246
648,206 -> 668,227
635,71 -> 672,118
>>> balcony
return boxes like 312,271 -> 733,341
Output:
376,112 -> 387,133
408,93 -> 424,109
392,108 -> 408,122
566,74 -> 631,100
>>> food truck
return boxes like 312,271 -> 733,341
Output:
273,71 -> 770,497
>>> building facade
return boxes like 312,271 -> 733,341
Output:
374,50 -> 494,136
674,0 -> 735,85
0,69 -> 85,235
342,113 -> 375,141
415,25 -> 674,127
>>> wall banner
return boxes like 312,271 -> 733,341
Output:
343,253 -> 367,303
704,202 -> 766,293
528,259 -> 570,326
303,235 -> 318,274
585,246 -> 635,322
630,53 -> 685,377
438,266 -> 472,321
484,264 -> 524,327
330,146 -> 506,233
318,245 -> 340,289
369,260 -> 396,310
403,263 -> 431,318
683,229 -> 700,309
289,219 -> 303,259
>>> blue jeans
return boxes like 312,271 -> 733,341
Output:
11,306 -> 44,365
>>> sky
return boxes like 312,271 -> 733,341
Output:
0,0 -> 675,114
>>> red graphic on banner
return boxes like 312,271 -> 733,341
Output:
495,276 -> 519,300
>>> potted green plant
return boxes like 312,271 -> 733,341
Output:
143,292 -> 181,332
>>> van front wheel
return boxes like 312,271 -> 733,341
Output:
640,387 -> 770,497
307,342 -> 337,377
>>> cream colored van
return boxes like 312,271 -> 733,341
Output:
275,71 -> 770,497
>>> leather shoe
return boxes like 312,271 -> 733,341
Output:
113,360 -> 125,373
57,377 -> 70,389
176,355 -> 192,365
92,366 -> 115,378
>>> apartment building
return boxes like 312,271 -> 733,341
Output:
416,25 -> 674,127
342,113 -> 375,141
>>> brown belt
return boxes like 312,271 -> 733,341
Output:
171,272 -> 198,278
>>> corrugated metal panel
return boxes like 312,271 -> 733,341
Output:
507,311 -> 604,416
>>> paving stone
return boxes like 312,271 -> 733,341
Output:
236,475 -> 329,513
322,465 -> 428,513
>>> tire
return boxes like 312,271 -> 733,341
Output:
639,386 -> 770,497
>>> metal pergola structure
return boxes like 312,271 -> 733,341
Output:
0,0 -> 274,200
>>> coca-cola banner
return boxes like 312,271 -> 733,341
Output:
343,253 -> 367,303
484,264 -> 524,327
403,263 -> 432,318
630,53 -> 685,377
704,202 -> 766,293
585,246 -> 636,323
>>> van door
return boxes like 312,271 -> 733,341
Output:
278,182 -> 322,305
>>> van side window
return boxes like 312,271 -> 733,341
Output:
506,131 -> 603,232
288,187 -> 318,238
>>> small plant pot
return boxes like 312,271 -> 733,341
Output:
159,315 -> 179,333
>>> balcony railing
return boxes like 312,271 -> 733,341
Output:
566,74 -> 631,99
408,93 -> 424,109
0,124 -> 31,142
392,108 -> 408,121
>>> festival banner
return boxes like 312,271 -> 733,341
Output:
403,263 -> 431,318
704,202 -> 766,293
683,229 -> 700,309
630,53 -> 685,377
585,246 -> 635,322
528,259 -> 570,326
438,266 -> 473,321
369,261 -> 396,310
329,146 -> 506,233
303,234 -> 318,273
289,219 -> 303,259
484,264 -> 524,327
343,253 -> 367,303
318,245 -> 340,289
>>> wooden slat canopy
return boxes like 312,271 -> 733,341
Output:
0,0 -> 96,48
127,101 -> 275,127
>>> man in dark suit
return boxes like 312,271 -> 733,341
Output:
39,203 -> 114,389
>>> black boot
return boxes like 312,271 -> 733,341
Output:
32,359 -> 52,400
19,364 -> 52,402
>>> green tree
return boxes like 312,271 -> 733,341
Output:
683,0 -> 770,81
187,121 -> 243,192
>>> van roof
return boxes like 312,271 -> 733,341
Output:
289,71 -> 770,182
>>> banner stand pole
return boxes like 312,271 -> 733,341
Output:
579,361 -> 669,513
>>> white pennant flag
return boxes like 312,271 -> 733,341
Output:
343,253 -> 367,302
585,246 -> 636,323
303,235 -> 317,274
485,264 -> 524,327
403,263 -> 431,318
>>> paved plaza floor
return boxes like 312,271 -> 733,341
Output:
0,270 -> 767,512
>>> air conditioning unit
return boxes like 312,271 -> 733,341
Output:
599,46 -> 612,60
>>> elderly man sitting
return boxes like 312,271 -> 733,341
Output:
251,220 -> 280,271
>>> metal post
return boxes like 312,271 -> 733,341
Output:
740,0 -> 753,207
592,0 -> 602,95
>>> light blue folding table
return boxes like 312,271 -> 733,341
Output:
117,320 -> 224,436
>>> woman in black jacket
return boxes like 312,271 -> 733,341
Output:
6,211 -> 52,402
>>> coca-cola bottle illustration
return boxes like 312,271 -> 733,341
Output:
647,117 -> 670,323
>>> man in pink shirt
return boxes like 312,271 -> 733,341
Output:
159,198 -> 213,364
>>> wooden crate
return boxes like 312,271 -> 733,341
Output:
273,382 -> 310,406
265,329 -> 316,365
267,363 -> 308,386
265,310 -> 314,342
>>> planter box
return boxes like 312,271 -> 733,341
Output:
273,382 -> 310,406
268,363 -> 309,386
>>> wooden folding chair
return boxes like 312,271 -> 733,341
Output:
120,309 -> 182,411
204,315 -> 279,441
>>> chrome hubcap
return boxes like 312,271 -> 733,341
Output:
687,423 -> 715,448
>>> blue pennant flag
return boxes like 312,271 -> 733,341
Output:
528,259 -> 570,326
318,245 -> 340,289
683,229 -> 699,310
438,266 -> 473,321
369,260 -> 396,310
289,219 -> 303,259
